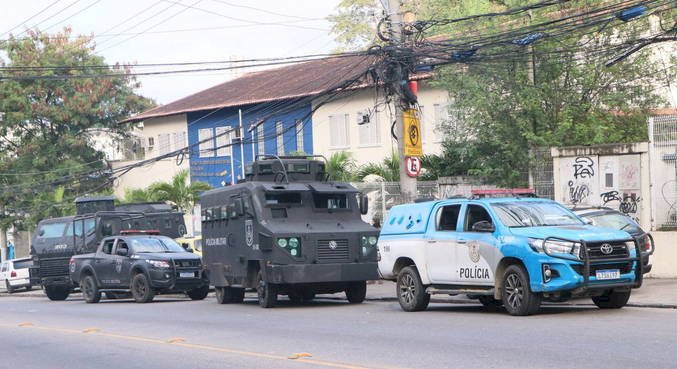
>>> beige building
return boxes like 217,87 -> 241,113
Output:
312,83 -> 451,165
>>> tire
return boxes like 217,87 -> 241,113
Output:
396,266 -> 430,312
80,275 -> 101,304
592,290 -> 631,309
256,271 -> 277,308
5,280 -> 14,294
44,285 -> 70,301
131,273 -> 155,303
187,285 -> 209,300
501,265 -> 541,316
478,295 -> 503,311
215,286 -> 245,304
345,281 -> 367,304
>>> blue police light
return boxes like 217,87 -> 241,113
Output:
618,5 -> 647,21
512,32 -> 546,46
451,49 -> 477,62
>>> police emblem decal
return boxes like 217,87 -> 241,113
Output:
468,242 -> 481,263
245,220 -> 254,247
328,240 -> 338,250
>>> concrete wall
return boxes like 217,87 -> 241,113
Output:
142,114 -> 189,159
552,143 -> 651,230
646,231 -> 677,278
312,84 -> 450,165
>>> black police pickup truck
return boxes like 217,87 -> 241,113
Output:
69,233 -> 208,303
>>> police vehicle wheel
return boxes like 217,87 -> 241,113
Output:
592,290 -> 631,309
187,285 -> 209,300
396,266 -> 430,312
345,281 -> 367,304
45,285 -> 70,301
257,272 -> 277,308
131,273 -> 155,303
5,280 -> 14,294
215,286 -> 245,304
81,275 -> 101,303
501,265 -> 541,316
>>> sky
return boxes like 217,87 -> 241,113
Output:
1,0 -> 342,104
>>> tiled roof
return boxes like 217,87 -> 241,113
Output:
122,54 -> 383,123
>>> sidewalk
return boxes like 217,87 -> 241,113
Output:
366,279 -> 677,308
5,279 -> 676,308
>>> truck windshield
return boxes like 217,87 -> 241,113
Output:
130,237 -> 186,253
492,202 -> 583,227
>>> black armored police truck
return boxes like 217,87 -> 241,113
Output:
30,196 -> 187,301
200,156 -> 379,308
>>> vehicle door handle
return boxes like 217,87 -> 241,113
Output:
427,240 -> 437,244
457,239 -> 467,244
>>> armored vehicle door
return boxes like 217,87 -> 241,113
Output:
453,203 -> 499,286
73,216 -> 98,254
425,203 -> 461,283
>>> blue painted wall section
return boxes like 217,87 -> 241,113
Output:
187,102 -> 313,188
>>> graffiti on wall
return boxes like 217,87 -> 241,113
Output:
600,190 -> 641,218
568,180 -> 590,205
573,156 -> 595,179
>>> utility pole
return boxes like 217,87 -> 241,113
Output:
387,0 -> 417,204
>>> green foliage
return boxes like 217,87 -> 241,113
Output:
148,169 -> 211,212
121,188 -> 157,204
326,151 -> 358,181
328,0 -> 382,51
0,28 -> 155,228
356,152 -> 400,182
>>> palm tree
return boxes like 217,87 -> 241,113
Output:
121,188 -> 157,203
326,151 -> 357,182
356,152 -> 400,182
148,169 -> 211,212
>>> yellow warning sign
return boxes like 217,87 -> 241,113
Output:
403,109 -> 422,157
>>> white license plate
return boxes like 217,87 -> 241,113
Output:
595,269 -> 620,280
179,272 -> 195,278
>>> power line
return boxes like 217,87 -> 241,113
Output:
207,0 -> 321,21
0,0 -> 63,38
13,0 -> 83,38
42,0 -> 103,32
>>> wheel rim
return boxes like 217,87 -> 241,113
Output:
399,273 -> 416,305
82,278 -> 93,298
505,273 -> 524,310
258,279 -> 266,301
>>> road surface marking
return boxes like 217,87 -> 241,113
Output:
3,322 -> 407,369
289,352 -> 313,359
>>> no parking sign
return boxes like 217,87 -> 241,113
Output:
405,156 -> 421,178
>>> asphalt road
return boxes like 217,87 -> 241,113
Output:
2,292 -> 676,369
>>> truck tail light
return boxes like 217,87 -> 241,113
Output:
644,236 -> 652,251
10,270 -> 17,278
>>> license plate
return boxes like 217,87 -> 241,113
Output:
595,269 -> 620,280
179,272 -> 195,278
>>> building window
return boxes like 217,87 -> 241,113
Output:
173,131 -> 187,151
215,126 -> 232,157
276,121 -> 284,156
433,103 -> 449,143
295,119 -> 304,153
157,133 -> 171,155
257,125 -> 265,155
358,110 -> 380,146
198,128 -> 214,158
329,114 -> 350,148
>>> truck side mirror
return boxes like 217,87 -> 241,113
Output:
116,248 -> 128,257
359,193 -> 369,215
471,220 -> 495,233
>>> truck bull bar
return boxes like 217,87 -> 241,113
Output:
542,236 -> 643,291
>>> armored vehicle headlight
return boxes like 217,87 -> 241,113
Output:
147,260 -> 171,268
368,236 -> 378,246
288,237 -> 299,248
290,249 -> 298,256
361,236 -> 368,246
277,238 -> 288,248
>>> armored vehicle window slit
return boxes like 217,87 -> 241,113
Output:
38,222 -> 68,238
437,205 -> 461,231
313,193 -> 349,210
271,208 -> 287,218
265,192 -> 302,206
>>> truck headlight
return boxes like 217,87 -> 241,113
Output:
368,236 -> 378,246
147,260 -> 171,268
529,239 -> 581,258
277,237 -> 301,257
277,238 -> 288,248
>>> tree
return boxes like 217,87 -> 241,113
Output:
356,152 -> 400,182
148,170 -> 211,213
326,151 -> 358,181
121,188 -> 157,204
0,28 -> 154,259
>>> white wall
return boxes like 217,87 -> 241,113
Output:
312,84 -> 450,165
142,114 -> 189,158
647,231 -> 677,278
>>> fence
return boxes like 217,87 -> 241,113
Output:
649,114 -> 677,229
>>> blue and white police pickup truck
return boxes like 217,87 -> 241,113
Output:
377,193 -> 645,316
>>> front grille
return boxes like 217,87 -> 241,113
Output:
572,263 -> 633,277
585,242 -> 629,259
173,259 -> 201,268
317,239 -> 350,263
38,258 -> 70,278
